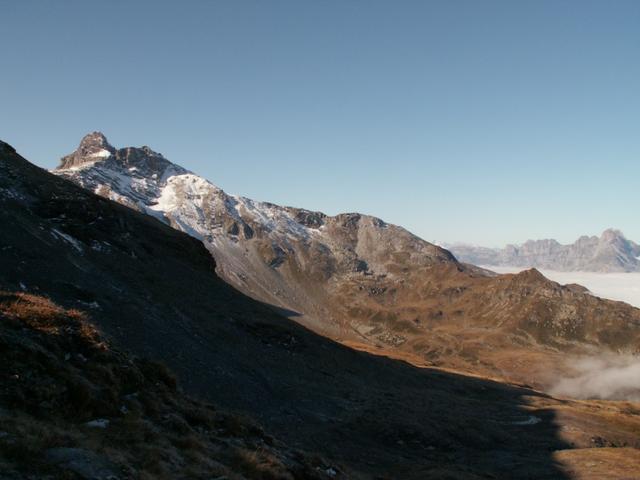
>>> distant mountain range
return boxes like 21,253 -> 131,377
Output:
54,132 -> 464,339
446,229 -> 640,272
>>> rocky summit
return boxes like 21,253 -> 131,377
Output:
58,132 -> 117,169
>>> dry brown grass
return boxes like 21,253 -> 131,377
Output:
0,291 -> 102,345
555,448 -> 640,480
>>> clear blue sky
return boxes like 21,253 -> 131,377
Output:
1,1 -> 638,246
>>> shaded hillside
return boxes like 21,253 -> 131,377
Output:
53,134 -> 640,386
0,292 -> 332,480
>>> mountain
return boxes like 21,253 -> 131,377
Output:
4,138 -> 640,478
447,230 -> 640,272
54,133 -> 640,387
55,132 -> 457,337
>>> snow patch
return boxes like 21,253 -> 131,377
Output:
90,240 -> 110,252
59,160 -> 100,171
150,180 -> 180,212
51,229 -> 83,253
509,415 -> 541,426
84,419 -> 109,428
89,149 -> 112,158
78,300 -> 100,310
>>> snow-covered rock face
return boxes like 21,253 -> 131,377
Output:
53,133 -> 458,335
57,133 -> 188,211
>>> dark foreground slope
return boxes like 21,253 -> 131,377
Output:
2,140 -> 640,479
0,292 -> 331,479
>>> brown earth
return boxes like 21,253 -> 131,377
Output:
331,262 -> 640,390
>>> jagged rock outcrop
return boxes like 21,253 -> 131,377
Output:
447,229 -> 640,272
58,132 -> 116,169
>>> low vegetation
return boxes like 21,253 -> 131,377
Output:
0,292 -> 339,479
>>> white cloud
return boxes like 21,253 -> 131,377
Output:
549,355 -> 640,401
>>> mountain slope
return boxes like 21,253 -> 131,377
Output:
55,132 -> 457,337
447,230 -> 640,272
0,291 -> 329,480
4,138 -> 640,478
54,134 -> 640,386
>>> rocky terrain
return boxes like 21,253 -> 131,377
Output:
0,291 -> 331,480
55,132 -> 456,338
447,230 -> 640,272
3,138 -> 640,478
54,133 -> 640,388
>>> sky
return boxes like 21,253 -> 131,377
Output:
1,1 -> 638,247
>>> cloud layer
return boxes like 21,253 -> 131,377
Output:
550,355 -> 640,401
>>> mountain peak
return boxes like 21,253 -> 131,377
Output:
57,133 -> 183,180
0,140 -> 17,155
600,228 -> 625,242
57,131 -> 116,170
79,131 -> 111,149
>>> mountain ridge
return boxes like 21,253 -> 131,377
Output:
54,132 -> 460,337
52,133 -> 640,389
446,229 -> 640,272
